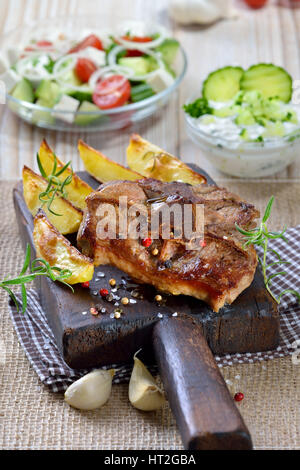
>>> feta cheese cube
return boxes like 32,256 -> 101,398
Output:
52,94 -> 80,123
0,69 -> 20,93
0,53 -> 9,74
80,47 -> 106,67
6,47 -> 21,66
146,69 -> 175,94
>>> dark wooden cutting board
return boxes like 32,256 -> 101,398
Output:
13,165 -> 279,450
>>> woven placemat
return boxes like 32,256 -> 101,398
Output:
0,181 -> 299,450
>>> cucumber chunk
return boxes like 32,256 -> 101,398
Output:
202,66 -> 244,102
155,39 -> 180,67
59,70 -> 93,102
264,121 -> 285,137
35,80 -> 60,107
240,64 -> 292,103
11,78 -> 34,103
74,101 -> 102,126
213,105 -> 239,118
118,57 -> 150,76
60,69 -> 82,87
235,109 -> 256,126
32,98 -> 55,125
144,56 -> 159,72
67,89 -> 93,103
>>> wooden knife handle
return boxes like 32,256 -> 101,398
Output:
153,316 -> 253,450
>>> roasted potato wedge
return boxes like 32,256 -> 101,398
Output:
33,210 -> 94,285
78,140 -> 143,183
23,166 -> 83,235
127,134 -> 206,185
38,139 -> 93,210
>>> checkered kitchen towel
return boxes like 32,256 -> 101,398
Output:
8,225 -> 300,393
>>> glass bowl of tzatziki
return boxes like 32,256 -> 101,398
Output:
184,64 -> 300,178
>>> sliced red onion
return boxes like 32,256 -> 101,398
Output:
88,65 -> 133,90
107,45 -> 165,82
15,54 -> 51,84
115,25 -> 166,50
52,53 -> 78,78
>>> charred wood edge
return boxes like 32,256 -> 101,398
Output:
153,316 -> 253,450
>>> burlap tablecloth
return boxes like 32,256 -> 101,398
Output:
0,181 -> 299,450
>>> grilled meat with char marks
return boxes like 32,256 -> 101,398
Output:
77,179 -> 260,312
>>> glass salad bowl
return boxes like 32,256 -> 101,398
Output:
0,16 -> 187,132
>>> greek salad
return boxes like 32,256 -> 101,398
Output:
0,24 -> 180,125
184,63 -> 300,148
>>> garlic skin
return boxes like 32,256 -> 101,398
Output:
169,0 -> 235,25
64,369 -> 115,410
129,355 -> 165,411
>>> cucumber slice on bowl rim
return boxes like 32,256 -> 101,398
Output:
202,66 -> 244,102
240,63 -> 293,103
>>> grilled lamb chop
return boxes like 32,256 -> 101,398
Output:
77,179 -> 260,312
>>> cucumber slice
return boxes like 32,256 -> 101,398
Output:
202,66 -> 244,102
240,64 -> 292,103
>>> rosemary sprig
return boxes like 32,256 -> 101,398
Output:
37,152 -> 73,216
1,244 -> 73,314
236,196 -> 300,305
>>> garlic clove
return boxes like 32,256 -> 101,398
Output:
169,0 -> 235,26
129,354 -> 165,411
64,369 -> 115,410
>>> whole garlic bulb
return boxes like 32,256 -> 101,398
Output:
169,0 -> 235,25
129,353 -> 165,411
64,369 -> 115,410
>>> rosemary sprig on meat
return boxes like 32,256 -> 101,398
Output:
37,152 -> 73,216
236,196 -> 300,305
1,244 -> 73,314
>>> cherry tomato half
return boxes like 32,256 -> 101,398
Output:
69,34 -> 103,53
124,36 -> 153,43
122,35 -> 153,57
244,0 -> 268,8
36,40 -> 53,48
92,75 -> 131,109
75,58 -> 97,83
24,40 -> 53,53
